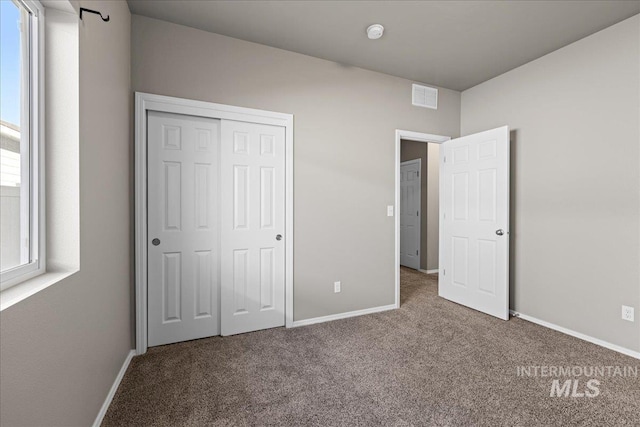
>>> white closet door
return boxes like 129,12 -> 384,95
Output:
147,111 -> 220,347
400,160 -> 421,270
439,126 -> 510,320
220,120 -> 286,336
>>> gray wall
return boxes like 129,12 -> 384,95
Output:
0,1 -> 133,425
400,140 -> 428,269
131,15 -> 461,320
461,15 -> 640,352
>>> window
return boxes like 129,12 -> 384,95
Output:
1,0 -> 44,290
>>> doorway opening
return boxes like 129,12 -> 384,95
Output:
400,142 -> 441,274
395,130 -> 451,307
394,130 -> 449,308
394,127 -> 511,320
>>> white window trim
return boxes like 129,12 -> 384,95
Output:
1,0 -> 80,312
0,0 -> 46,291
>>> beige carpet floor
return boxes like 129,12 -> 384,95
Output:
103,268 -> 639,426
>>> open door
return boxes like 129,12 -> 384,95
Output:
439,126 -> 510,320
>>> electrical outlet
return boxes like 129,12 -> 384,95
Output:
334,281 -> 341,293
622,305 -> 634,322
387,205 -> 394,217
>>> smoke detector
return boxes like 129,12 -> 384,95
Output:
367,24 -> 384,40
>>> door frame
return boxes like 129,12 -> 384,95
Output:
399,158 -> 422,270
135,92 -> 294,355
394,130 -> 450,308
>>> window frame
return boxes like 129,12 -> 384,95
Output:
0,0 -> 45,291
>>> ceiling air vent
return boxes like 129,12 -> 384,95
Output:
412,84 -> 438,109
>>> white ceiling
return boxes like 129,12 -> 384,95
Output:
127,1 -> 640,91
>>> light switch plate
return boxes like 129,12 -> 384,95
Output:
334,281 -> 341,293
387,205 -> 394,217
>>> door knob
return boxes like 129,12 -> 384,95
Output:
276,234 -> 282,241
496,229 -> 504,236
152,238 -> 161,246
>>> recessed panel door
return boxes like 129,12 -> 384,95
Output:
439,126 -> 510,320
147,111 -> 220,346
400,160 -> 421,270
220,120 -> 285,335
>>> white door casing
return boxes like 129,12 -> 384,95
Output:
147,111 -> 221,347
439,126 -> 510,320
220,120 -> 286,336
400,159 -> 421,270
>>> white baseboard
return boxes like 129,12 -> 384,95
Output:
93,350 -> 135,427
419,269 -> 439,274
292,304 -> 397,328
510,310 -> 640,360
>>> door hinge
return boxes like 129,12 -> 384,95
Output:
417,170 -> 420,177
443,269 -> 446,275
444,156 -> 446,163
416,250 -> 419,255
417,210 -> 419,216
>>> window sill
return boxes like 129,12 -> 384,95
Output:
0,269 -> 78,311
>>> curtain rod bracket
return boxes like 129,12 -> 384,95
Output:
79,7 -> 110,22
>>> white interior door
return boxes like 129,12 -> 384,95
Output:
220,120 -> 286,336
147,111 -> 221,347
400,160 -> 421,270
439,126 -> 510,320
